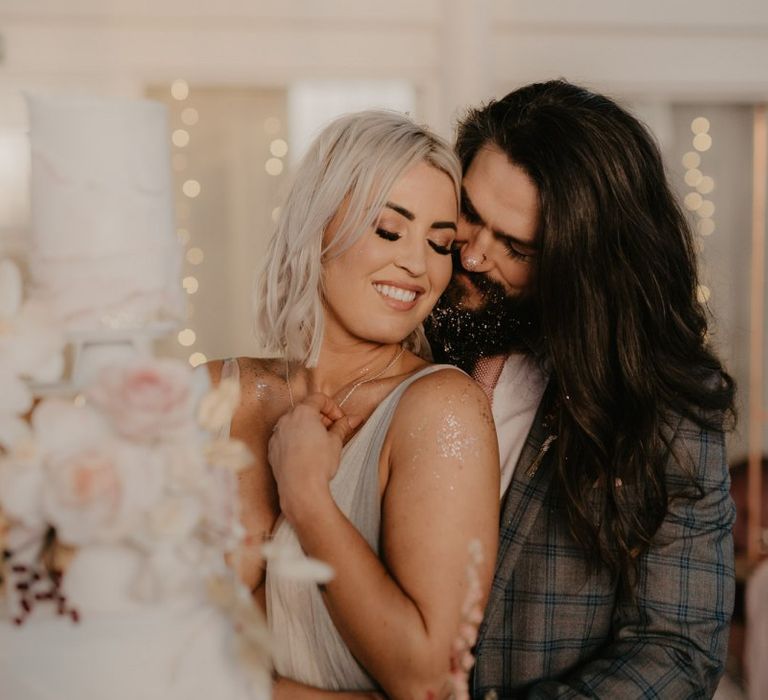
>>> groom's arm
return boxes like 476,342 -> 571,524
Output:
525,417 -> 735,699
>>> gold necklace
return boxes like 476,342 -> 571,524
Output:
285,345 -> 405,409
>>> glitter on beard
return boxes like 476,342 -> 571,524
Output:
424,258 -> 541,373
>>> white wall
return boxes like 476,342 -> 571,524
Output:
2,0 -> 768,128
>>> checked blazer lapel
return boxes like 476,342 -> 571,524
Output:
480,382 -> 558,632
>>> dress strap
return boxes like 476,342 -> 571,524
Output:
217,358 -> 240,440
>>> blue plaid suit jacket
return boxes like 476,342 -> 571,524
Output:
473,386 -> 735,699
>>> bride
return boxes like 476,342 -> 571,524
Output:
209,110 -> 499,698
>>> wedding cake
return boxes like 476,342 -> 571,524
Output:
0,346 -> 270,700
26,94 -> 183,332
0,91 -> 269,699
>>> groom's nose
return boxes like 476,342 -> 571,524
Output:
457,219 -> 493,273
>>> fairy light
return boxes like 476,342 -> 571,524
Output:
182,179 -> 201,198
265,158 -> 283,176
172,129 -> 190,148
181,107 -> 199,126
271,206 -> 281,223
691,117 -> 710,134
171,80 -> 189,101
684,115 -> 716,308
698,200 -> 715,218
682,151 -> 701,169
178,328 -> 196,346
697,219 -> 716,236
684,168 -> 703,187
693,133 -> 712,152
182,276 -> 199,294
186,247 -> 204,265
177,228 -> 190,245
189,352 -> 207,367
270,139 -> 288,158
684,192 -> 703,211
697,176 -> 715,194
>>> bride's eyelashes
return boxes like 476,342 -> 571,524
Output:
375,227 -> 400,241
375,227 -> 453,256
427,240 -> 452,256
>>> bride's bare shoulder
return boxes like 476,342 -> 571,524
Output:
393,366 -> 494,434
206,357 -> 286,405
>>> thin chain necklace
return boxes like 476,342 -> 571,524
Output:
285,345 -> 405,409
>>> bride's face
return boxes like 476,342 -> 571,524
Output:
322,160 -> 457,347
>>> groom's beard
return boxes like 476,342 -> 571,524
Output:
424,263 -> 541,373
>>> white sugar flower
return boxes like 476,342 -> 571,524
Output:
197,376 -> 241,433
261,541 -> 334,584
205,437 -> 252,472
30,399 -> 165,546
86,358 -> 197,442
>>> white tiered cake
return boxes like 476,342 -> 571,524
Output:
26,94 -> 183,332
0,94 -> 269,700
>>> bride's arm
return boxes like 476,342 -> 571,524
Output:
270,369 -> 499,700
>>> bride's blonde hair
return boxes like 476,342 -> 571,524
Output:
254,109 -> 461,366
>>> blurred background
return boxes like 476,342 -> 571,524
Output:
0,1 -> 766,695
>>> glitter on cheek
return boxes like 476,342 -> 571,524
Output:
437,412 -> 478,461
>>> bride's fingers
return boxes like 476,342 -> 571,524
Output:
328,414 -> 363,446
300,392 -> 345,422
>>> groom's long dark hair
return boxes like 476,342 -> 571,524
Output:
455,80 -> 735,585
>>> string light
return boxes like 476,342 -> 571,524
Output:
181,107 -> 199,126
177,228 -> 190,245
684,116 -> 716,308
172,129 -> 190,148
186,247 -> 204,265
178,328 -> 196,346
697,176 -> 715,194
691,117 -> 710,135
270,139 -> 288,157
684,192 -> 703,211
182,179 -> 201,198
265,158 -> 283,176
682,151 -> 701,169
698,219 -> 716,236
684,168 -> 703,187
189,352 -> 207,367
271,206 -> 281,223
182,276 -> 199,294
693,133 -> 712,152
171,80 -> 189,101
698,200 -> 715,218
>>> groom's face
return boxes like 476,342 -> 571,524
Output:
425,144 -> 541,368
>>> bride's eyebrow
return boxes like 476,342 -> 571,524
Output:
385,201 -> 456,231
385,201 -> 414,220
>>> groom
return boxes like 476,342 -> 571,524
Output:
424,79 -> 736,698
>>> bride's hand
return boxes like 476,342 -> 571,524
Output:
268,393 -> 361,524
